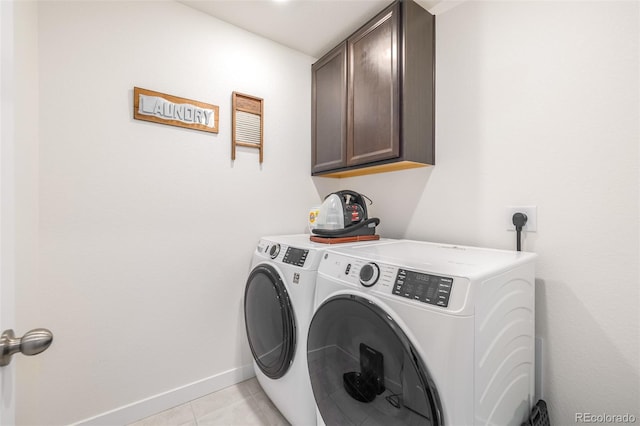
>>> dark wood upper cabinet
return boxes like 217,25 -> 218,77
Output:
311,43 -> 347,174
311,0 -> 435,178
348,5 -> 400,167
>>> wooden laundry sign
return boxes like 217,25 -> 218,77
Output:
133,87 -> 219,133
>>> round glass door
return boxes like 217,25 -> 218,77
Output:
307,294 -> 443,425
244,264 -> 296,379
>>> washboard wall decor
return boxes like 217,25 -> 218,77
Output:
232,92 -> 264,163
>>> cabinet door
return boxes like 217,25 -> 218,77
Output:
312,42 -> 348,174
347,3 -> 400,167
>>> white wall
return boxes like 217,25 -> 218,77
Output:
345,1 -> 639,424
15,1 -> 321,424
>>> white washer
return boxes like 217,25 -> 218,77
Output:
307,240 -> 537,426
244,234 -> 392,426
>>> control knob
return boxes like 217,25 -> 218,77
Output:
359,263 -> 380,287
269,244 -> 280,259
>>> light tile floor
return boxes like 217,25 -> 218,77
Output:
128,378 -> 290,426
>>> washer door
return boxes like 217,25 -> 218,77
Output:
244,264 -> 296,379
307,294 -> 443,426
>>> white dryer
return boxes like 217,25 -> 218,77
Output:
307,240 -> 537,426
244,234 -> 392,426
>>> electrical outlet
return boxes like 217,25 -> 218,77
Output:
505,206 -> 537,232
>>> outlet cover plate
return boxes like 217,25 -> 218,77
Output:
505,206 -> 537,232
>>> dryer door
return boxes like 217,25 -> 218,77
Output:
244,264 -> 296,379
307,294 -> 443,426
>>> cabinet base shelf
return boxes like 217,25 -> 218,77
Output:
314,161 -> 430,178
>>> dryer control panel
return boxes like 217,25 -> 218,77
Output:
282,247 -> 309,267
257,240 -> 310,268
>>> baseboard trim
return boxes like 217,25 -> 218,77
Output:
72,363 -> 255,426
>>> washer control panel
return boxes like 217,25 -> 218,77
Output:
321,253 -> 460,310
393,269 -> 453,308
